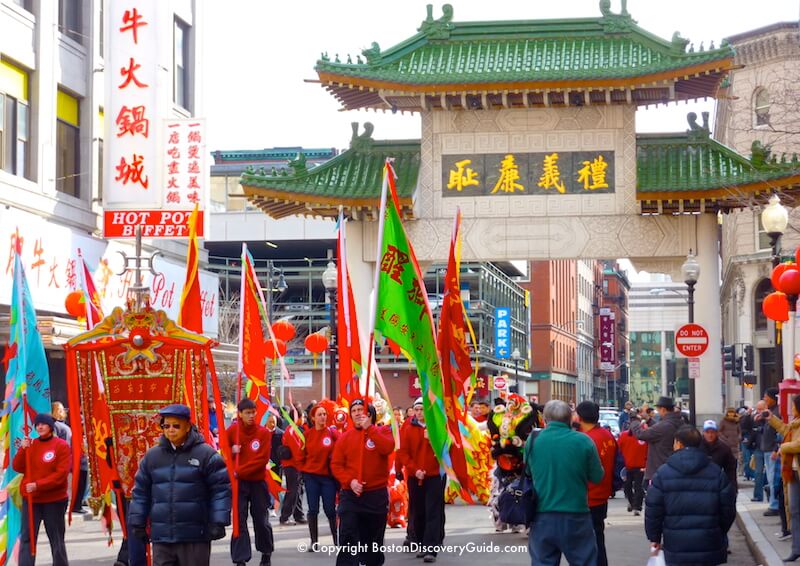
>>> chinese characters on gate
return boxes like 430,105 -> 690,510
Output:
442,151 -> 615,196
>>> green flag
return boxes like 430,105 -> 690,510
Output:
374,165 -> 454,477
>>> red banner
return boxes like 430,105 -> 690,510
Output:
103,210 -> 204,238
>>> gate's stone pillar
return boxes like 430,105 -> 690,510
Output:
695,213 -> 723,420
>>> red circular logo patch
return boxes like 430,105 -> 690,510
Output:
250,440 -> 261,451
42,451 -> 55,463
365,439 -> 376,450
322,436 -> 332,447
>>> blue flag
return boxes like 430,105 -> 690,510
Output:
0,241 -> 51,564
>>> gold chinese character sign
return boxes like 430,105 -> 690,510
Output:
441,151 -> 615,197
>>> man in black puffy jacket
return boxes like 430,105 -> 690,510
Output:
645,425 -> 736,566
129,404 -> 232,566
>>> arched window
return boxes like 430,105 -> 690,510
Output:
754,88 -> 770,127
754,278 -> 772,331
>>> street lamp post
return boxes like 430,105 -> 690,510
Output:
682,250 -> 701,427
322,261 -> 338,400
762,194 -> 789,385
663,347 -> 675,397
511,347 -> 521,394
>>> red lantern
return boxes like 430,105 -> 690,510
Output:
771,262 -> 796,292
263,338 -> 287,360
305,332 -> 329,354
64,290 -> 86,318
272,320 -> 296,342
763,291 -> 790,322
780,269 -> 800,296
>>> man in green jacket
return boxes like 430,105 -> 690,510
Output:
524,400 -> 604,566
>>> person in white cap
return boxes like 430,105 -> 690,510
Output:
701,419 -> 737,489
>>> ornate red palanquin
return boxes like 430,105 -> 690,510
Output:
65,303 -> 219,500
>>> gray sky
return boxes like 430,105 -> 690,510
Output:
203,0 -> 800,152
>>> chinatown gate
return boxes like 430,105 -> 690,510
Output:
239,3 -> 800,421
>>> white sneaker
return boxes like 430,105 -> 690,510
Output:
776,531 -> 792,541
510,525 -> 524,533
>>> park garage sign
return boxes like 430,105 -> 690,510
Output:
442,151 -> 615,196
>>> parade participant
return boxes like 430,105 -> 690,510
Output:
228,398 -> 274,566
13,413 -> 71,566
278,409 -> 307,526
618,411 -> 647,516
630,396 -> 683,482
576,401 -> 616,566
398,398 -> 445,563
330,399 -> 394,566
300,402 -> 340,550
128,404 -> 231,566
525,400 -> 604,565
393,406 -> 405,427
52,401 -> 89,513
645,426 -> 736,565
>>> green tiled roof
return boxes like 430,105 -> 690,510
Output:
637,131 -> 800,195
316,7 -> 732,89
240,125 -> 420,218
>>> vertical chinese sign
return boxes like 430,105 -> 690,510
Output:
104,2 -> 204,238
599,307 -> 616,371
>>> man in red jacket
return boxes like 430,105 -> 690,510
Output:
330,399 -> 394,566
576,401 -> 617,566
398,398 -> 445,563
228,398 -> 274,566
618,412 -> 648,515
13,413 -> 71,566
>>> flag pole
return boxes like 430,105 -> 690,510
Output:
365,160 -> 392,399
231,242 -> 248,537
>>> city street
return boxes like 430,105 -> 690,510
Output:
33,495 -> 755,565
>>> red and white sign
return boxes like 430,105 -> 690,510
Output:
675,324 -> 709,357
104,210 -> 205,238
162,119 -> 207,209
599,307 -> 616,371
493,375 -> 508,391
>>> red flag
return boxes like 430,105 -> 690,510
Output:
79,253 -> 103,328
437,209 -> 478,502
240,249 -> 269,421
178,205 -> 203,334
336,210 -> 362,403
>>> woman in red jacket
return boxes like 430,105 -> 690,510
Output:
300,403 -> 340,550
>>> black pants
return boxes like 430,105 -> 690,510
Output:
590,503 -> 608,566
280,466 -> 305,522
623,468 -> 645,511
19,498 -> 69,566
116,496 -> 147,566
336,489 -> 388,566
409,475 -> 446,554
231,479 -> 274,563
71,469 -> 88,511
152,541 -> 210,566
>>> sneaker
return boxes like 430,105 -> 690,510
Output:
510,525 -> 524,533
295,516 -> 308,525
279,518 -> 296,526
627,505 -> 632,512
633,510 -> 641,516
269,510 -> 277,518
423,555 -> 436,563
764,508 -> 780,517
776,531 -> 792,541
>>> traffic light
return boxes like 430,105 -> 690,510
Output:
722,345 -> 735,371
744,344 -> 754,372
734,356 -> 744,378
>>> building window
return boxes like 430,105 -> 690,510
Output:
56,89 -> 80,197
0,60 -> 31,180
174,18 -> 191,110
58,0 -> 83,44
11,0 -> 33,11
754,278 -> 772,331
754,88 -> 770,127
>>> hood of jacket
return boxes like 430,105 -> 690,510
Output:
665,446 -> 710,475
158,427 -> 205,452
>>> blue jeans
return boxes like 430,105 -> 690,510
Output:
303,472 -> 338,518
741,443 -> 755,480
529,512 -> 597,566
753,450 -> 766,501
766,452 -> 780,510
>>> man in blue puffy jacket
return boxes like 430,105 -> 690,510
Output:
645,425 -> 736,566
129,404 -> 232,566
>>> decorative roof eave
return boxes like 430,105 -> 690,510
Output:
638,175 -> 800,203
243,186 -> 414,220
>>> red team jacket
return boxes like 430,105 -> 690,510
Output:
585,425 -> 617,507
226,421 -> 273,481
331,424 -> 394,492
12,435 -> 71,503
619,429 -> 648,470
397,420 -> 439,477
300,427 -> 340,476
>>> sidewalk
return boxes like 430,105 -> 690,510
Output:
737,479 -> 789,566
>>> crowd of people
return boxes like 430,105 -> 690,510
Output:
16,389 -> 800,566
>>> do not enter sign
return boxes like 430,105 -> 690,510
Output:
675,324 -> 709,357
493,376 -> 508,391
